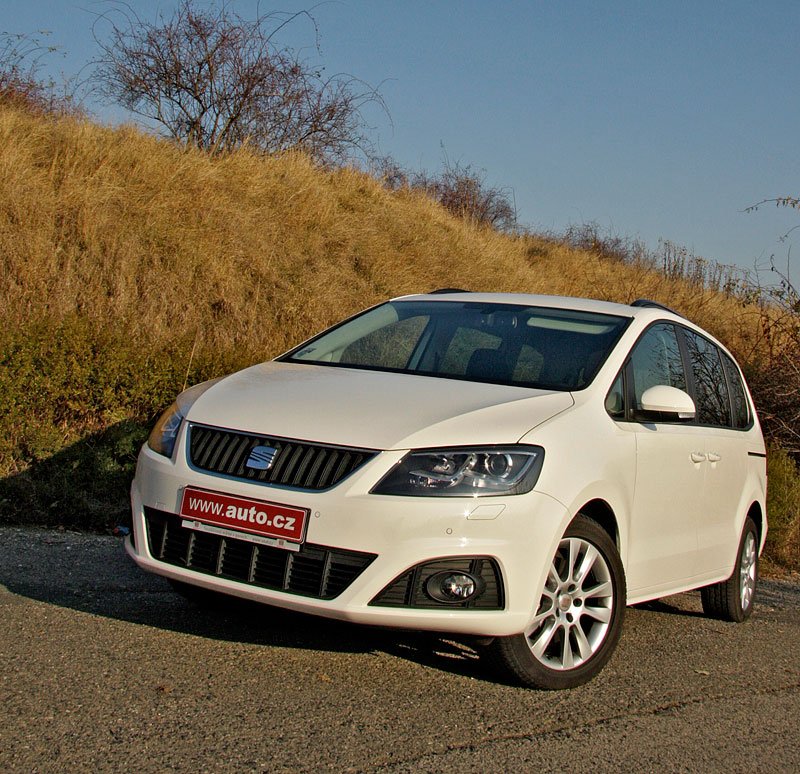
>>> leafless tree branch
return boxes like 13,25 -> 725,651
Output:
90,0 -> 386,163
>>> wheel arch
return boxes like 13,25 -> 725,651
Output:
576,498 -> 620,551
745,500 -> 766,551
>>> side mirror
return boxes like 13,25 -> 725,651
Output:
639,385 -> 696,421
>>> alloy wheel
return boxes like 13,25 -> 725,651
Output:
526,536 -> 614,671
739,530 -> 757,612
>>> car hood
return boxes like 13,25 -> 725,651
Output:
187,361 -> 574,450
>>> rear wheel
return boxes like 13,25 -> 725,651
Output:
700,516 -> 758,622
487,514 -> 626,690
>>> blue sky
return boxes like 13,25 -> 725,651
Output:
3,0 -> 799,275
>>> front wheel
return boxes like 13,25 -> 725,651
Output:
700,516 -> 759,622
486,514 -> 626,690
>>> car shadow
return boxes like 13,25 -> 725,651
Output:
630,597 -> 707,619
0,416 -> 512,687
0,526 -> 502,685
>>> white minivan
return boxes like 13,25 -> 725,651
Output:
127,292 -> 767,689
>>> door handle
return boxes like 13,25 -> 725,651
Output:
691,452 -> 707,463
707,452 -> 721,462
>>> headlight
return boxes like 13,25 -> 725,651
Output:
147,402 -> 184,458
372,446 -> 544,497
146,377 -> 224,459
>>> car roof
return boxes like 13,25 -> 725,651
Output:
393,291 -> 679,321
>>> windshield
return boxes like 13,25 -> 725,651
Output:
281,300 -> 630,391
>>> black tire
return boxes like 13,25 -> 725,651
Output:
700,516 -> 759,623
486,514 -> 626,690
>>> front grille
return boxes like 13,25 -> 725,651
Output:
145,508 -> 377,600
370,557 -> 504,609
188,424 -> 377,491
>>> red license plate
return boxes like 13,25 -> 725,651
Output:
179,487 -> 308,543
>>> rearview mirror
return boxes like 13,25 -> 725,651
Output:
639,385 -> 696,421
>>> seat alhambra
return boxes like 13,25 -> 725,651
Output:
127,291 -> 767,689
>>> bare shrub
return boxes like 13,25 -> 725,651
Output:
745,263 -> 800,456
559,222 -> 651,265
556,222 -> 751,300
751,351 -> 800,456
91,0 -> 384,162
743,196 -> 800,457
378,156 -> 517,231
0,32 -> 76,115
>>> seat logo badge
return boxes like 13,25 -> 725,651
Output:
245,445 -> 278,471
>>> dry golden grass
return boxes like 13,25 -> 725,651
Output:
0,103 -> 796,555
0,104 -> 771,368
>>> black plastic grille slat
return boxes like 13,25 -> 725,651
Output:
288,553 -> 327,595
215,434 -> 238,473
290,447 -> 315,487
253,546 -> 290,588
145,509 -> 376,600
267,442 -> 292,482
330,453 -> 350,487
147,517 -> 167,558
302,448 -> 327,489
187,531 -> 220,573
226,436 -> 253,477
162,523 -> 191,565
219,539 -> 253,580
315,451 -> 340,490
192,427 -> 214,460
371,570 -> 412,606
279,446 -> 305,485
206,432 -> 230,471
188,424 -> 376,491
473,559 -> 503,609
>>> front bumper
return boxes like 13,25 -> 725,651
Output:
127,440 -> 570,637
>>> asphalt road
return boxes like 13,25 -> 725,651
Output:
1,527 -> 798,773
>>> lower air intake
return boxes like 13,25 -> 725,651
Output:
370,557 -> 504,609
145,508 -> 376,600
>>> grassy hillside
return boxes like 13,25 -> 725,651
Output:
0,104 -> 797,567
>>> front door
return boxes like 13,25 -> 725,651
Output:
624,323 -> 704,595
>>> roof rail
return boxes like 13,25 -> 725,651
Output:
428,287 -> 470,294
631,298 -> 685,318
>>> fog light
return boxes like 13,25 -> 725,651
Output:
443,573 -> 475,598
426,571 -> 483,604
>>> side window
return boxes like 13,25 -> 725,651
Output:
721,351 -> 750,429
683,330 -> 731,427
630,323 -> 687,410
